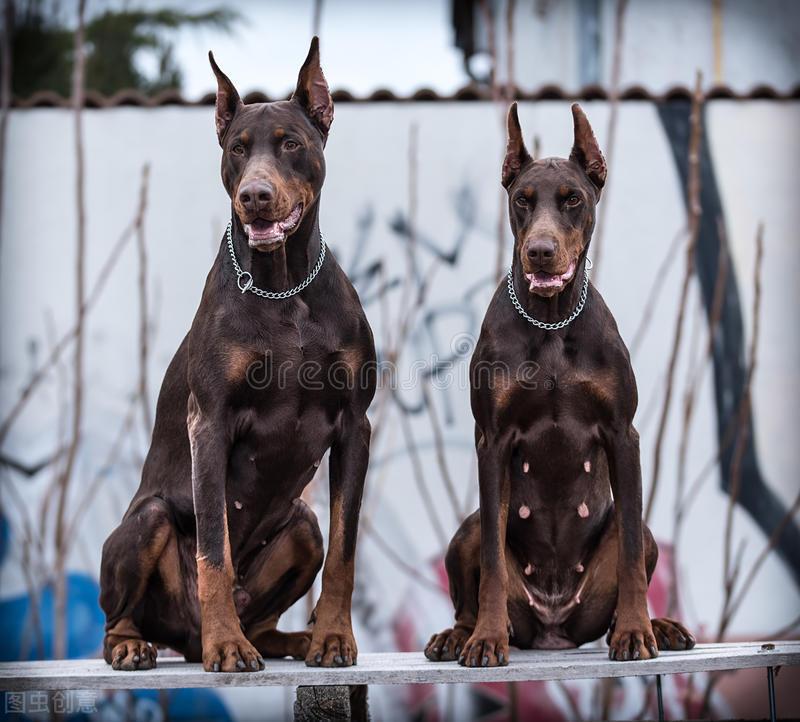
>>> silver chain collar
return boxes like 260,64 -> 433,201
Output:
507,258 -> 592,331
226,220 -> 327,299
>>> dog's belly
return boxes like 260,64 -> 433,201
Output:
506,415 -> 612,581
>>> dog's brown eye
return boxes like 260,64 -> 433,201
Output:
515,196 -> 528,208
283,139 -> 301,151
566,194 -> 581,206
231,143 -> 245,156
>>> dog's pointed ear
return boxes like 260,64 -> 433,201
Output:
502,102 -> 532,189
569,103 -> 606,192
292,36 -> 333,140
209,51 -> 243,145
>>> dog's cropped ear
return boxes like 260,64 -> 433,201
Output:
209,51 -> 243,146
502,102 -> 532,189
292,36 -> 333,141
569,103 -> 607,192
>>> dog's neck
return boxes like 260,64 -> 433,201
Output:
229,200 -> 323,292
511,254 -> 590,326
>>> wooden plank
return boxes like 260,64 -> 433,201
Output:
0,642 -> 797,691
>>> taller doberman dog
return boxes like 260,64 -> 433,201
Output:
99,38 -> 376,672
425,104 -> 694,667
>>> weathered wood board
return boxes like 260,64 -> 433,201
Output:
1,642 -> 797,691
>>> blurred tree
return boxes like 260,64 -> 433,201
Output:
9,0 -> 238,97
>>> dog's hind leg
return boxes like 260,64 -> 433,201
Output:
99,496 -> 178,670
564,511 -> 696,655
239,499 -> 324,660
425,511 -> 481,662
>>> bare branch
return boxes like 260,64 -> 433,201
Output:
721,223 -> 764,598
0,167 -> 150,448
589,0 -> 629,280
644,70 -> 703,523
629,226 -> 687,358
52,0 -> 88,660
136,166 -> 153,435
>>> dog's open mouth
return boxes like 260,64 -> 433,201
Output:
244,204 -> 303,250
525,260 -> 576,293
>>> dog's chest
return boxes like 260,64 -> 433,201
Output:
494,342 -> 617,502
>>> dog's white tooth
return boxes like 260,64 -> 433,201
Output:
575,594 -> 581,605
524,563 -> 533,576
575,563 -> 584,573
261,540 -> 267,546
577,502 -> 589,518
234,500 -> 243,510
523,461 -> 530,473
584,460 -> 591,473
519,505 -> 531,519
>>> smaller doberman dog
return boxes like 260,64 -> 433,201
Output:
425,103 -> 695,667
99,38 -> 376,672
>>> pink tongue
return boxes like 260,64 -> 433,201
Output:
249,219 -> 282,241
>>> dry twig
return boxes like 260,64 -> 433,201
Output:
589,0 -> 628,281
644,70 -> 703,523
0,168 -> 150,447
52,0 -> 87,659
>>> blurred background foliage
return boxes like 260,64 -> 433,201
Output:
10,0 -> 237,97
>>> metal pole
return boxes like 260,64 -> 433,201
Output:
656,674 -> 665,722
767,666 -> 777,722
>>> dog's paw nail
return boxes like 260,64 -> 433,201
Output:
482,655 -> 489,667
250,659 -> 259,670
455,646 -> 462,656
213,662 -> 220,672
315,654 -> 322,664
236,659 -> 245,670
498,652 -> 505,664
334,655 -> 343,665
632,648 -> 640,660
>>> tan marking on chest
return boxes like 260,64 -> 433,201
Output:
493,379 -> 517,411
571,369 -> 617,407
225,347 -> 258,383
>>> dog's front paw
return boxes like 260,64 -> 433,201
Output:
458,628 -> 509,667
110,638 -> 157,671
607,618 -> 658,661
203,633 -> 264,672
305,627 -> 358,667
651,618 -> 696,651
425,627 -> 471,662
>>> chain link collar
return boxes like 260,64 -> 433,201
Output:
226,220 -> 326,299
507,258 -> 592,331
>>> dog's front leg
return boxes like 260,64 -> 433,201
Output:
460,432 -> 511,667
605,423 -> 658,661
187,392 -> 264,672
306,412 -> 371,667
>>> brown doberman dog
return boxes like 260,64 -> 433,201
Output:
425,103 -> 695,667
99,38 -> 376,673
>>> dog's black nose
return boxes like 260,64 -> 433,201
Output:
238,180 -> 274,213
526,239 -> 556,266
